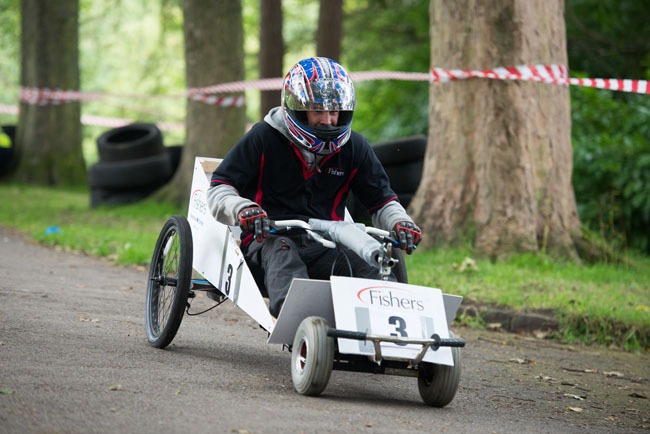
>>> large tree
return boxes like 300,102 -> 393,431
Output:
411,0 -> 582,259
316,0 -> 342,61
14,0 -> 85,186
259,0 -> 283,118
159,0 -> 247,207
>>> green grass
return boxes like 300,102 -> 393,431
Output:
0,184 -> 180,266
1,184 -> 648,351
405,249 -> 650,351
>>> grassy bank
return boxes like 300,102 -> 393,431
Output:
1,184 -> 648,352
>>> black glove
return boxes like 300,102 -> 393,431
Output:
392,221 -> 422,254
238,206 -> 270,242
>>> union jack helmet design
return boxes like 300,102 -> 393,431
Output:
282,57 -> 356,155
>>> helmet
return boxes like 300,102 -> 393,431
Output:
282,57 -> 356,155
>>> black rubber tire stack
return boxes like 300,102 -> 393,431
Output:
87,123 -> 182,207
0,125 -> 17,179
347,135 -> 426,222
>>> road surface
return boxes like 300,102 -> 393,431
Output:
0,226 -> 648,433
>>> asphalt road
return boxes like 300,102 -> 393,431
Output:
0,226 -> 648,434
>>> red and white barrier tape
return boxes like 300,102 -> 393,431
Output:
18,86 -> 244,107
431,64 -> 569,85
430,64 -> 648,94
187,93 -> 245,107
12,64 -> 649,110
184,72 -> 430,95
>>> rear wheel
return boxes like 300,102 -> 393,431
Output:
291,316 -> 334,396
417,331 -> 462,407
145,215 -> 193,349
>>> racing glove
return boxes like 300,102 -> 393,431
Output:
392,221 -> 422,254
238,206 -> 270,242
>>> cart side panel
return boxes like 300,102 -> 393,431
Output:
187,157 -> 275,332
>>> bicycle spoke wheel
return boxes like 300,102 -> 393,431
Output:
145,215 -> 193,348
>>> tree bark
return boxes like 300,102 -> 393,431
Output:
259,0 -> 283,118
158,0 -> 246,207
14,0 -> 84,186
411,0 -> 581,259
316,0 -> 343,61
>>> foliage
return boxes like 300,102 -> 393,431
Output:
571,85 -> 650,254
343,0 -> 430,143
1,0 -> 648,255
78,0 -> 186,163
565,0 -> 650,80
0,0 -> 19,108
1,184 -> 648,351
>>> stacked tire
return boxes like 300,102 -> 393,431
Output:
0,125 -> 17,179
88,123 -> 182,207
347,135 -> 426,222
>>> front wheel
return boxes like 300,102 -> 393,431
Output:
145,215 -> 193,349
391,247 -> 408,283
417,331 -> 462,407
291,316 -> 334,396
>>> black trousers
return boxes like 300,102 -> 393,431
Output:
244,234 -> 384,317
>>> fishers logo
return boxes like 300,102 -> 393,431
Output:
191,189 -> 209,215
326,167 -> 345,176
356,285 -> 425,311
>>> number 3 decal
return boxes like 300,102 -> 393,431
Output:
223,264 -> 233,295
388,316 -> 408,345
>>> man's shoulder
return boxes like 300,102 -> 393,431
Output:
246,120 -> 286,142
348,130 -> 369,144
343,131 -> 374,159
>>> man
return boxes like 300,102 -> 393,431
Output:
207,57 -> 421,317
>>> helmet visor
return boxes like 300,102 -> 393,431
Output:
285,77 -> 355,112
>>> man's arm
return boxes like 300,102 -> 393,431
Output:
371,200 -> 412,231
207,183 -> 257,226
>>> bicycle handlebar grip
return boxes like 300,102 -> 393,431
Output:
439,338 -> 466,348
430,334 -> 466,350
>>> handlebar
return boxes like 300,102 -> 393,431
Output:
271,219 -> 337,249
271,219 -> 395,272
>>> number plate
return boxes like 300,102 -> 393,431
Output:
331,276 -> 453,365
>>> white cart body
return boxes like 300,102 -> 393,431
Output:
187,157 -> 462,366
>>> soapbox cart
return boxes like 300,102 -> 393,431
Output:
145,157 -> 466,407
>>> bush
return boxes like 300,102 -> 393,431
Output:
571,85 -> 650,254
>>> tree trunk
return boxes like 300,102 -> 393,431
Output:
158,0 -> 246,207
411,0 -> 581,259
259,0 -> 283,118
316,0 -> 342,61
14,0 -> 84,186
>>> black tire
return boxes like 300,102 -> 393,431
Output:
384,160 -> 423,193
372,135 -> 426,166
166,145 -> 183,175
87,153 -> 173,189
417,331 -> 462,407
97,123 -> 163,162
145,215 -> 193,349
291,316 -> 334,396
89,185 -> 159,208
